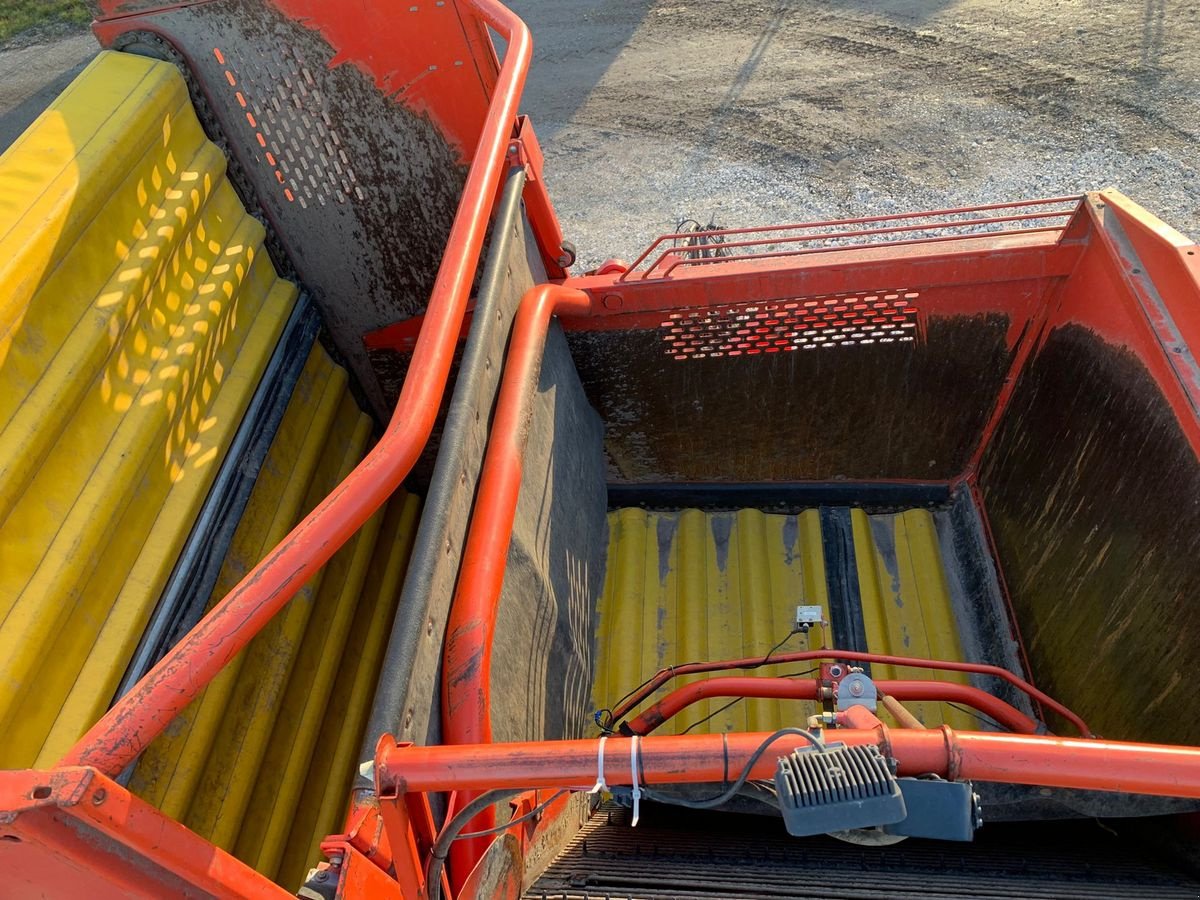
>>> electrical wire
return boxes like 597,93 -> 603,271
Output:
946,700 -> 1007,732
642,726 -> 825,810
679,666 -> 819,734
672,217 -> 731,259
426,789 -> 522,900
597,627 -> 809,735
455,789 -> 570,839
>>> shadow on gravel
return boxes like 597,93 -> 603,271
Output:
509,0 -> 654,142
822,0 -> 959,22
0,60 -> 88,151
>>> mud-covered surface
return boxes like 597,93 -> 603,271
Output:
934,488 -> 1031,717
980,324 -> 1200,746
511,0 -> 1200,270
490,322 -> 609,743
569,313 -> 1013,482
370,173 -> 535,754
113,1 -> 467,416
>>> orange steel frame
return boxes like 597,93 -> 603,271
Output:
619,675 -> 1041,736
4,0 -> 1200,896
376,726 -> 1200,800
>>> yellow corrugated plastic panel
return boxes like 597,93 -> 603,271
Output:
595,507 -> 973,735
0,50 -> 296,769
129,343 -> 421,890
595,508 -> 831,735
854,508 -> 973,730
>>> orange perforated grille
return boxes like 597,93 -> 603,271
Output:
661,290 -> 920,360
213,46 -> 363,209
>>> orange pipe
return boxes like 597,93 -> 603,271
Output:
623,677 -> 1039,735
608,648 -> 1091,737
440,283 -> 590,875
62,0 -> 535,775
376,730 -> 1200,799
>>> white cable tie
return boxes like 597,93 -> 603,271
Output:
629,735 -> 642,827
588,735 -> 608,794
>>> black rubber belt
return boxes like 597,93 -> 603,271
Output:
606,481 -> 949,511
818,506 -> 871,675
355,167 -> 529,773
111,292 -> 321,780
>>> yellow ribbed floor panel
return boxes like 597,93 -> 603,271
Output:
129,342 -> 420,890
595,507 -> 975,736
0,51 -> 296,769
854,508 -> 973,730
596,508 -> 830,735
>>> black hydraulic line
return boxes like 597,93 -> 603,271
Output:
607,481 -> 950,511
819,506 -> 871,675
111,292 -> 321,749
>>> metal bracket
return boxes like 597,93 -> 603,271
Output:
836,670 -> 878,712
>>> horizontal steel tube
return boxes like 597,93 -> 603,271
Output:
608,648 -> 1091,737
377,730 -> 1200,799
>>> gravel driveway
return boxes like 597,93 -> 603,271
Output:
2,2 -> 1197,272
510,0 -> 1200,269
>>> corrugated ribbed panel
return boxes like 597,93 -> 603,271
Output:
128,343 -> 420,890
596,508 -> 830,735
0,51 -> 296,769
595,507 -> 973,735
854,508 -> 971,728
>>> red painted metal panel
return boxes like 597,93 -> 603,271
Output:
0,769 -> 289,899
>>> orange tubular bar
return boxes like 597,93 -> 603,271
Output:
62,0 -> 534,775
608,648 -> 1092,737
376,730 -> 1200,799
622,676 -> 1040,735
440,283 -> 591,873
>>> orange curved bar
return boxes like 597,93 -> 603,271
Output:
608,648 -> 1091,737
622,676 -> 1039,735
62,0 -> 536,775
440,283 -> 591,875
376,730 -> 1200,799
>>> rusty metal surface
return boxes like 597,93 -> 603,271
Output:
568,313 -> 1015,482
97,0 -> 474,415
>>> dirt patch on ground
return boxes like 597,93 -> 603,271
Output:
512,0 -> 1200,269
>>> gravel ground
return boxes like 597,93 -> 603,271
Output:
2,3 -> 1196,273
510,0 -> 1200,270
0,30 -> 92,150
